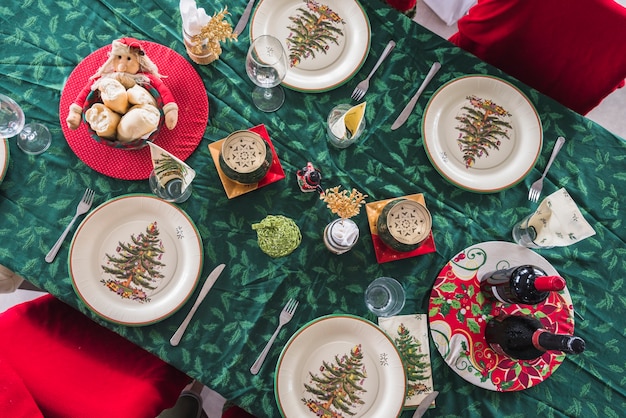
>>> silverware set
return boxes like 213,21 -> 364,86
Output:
348,40 -> 441,130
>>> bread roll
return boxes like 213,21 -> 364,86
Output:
96,78 -> 128,114
84,103 -> 121,139
127,85 -> 157,107
116,104 -> 160,143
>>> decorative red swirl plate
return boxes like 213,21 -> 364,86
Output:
428,241 -> 575,391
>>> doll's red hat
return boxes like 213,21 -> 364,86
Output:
113,37 -> 145,55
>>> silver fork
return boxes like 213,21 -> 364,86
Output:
351,40 -> 396,101
528,136 -> 566,202
45,188 -> 95,263
250,298 -> 298,375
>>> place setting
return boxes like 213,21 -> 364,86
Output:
250,0 -> 371,92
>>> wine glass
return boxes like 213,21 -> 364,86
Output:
0,93 -> 51,155
245,35 -> 288,113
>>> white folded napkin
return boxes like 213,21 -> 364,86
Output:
526,188 -> 596,247
423,0 -> 477,26
180,0 -> 212,35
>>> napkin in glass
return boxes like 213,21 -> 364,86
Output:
329,102 -> 366,139
148,142 -> 196,193
525,188 -> 596,247
378,314 -> 435,409
180,0 -> 212,36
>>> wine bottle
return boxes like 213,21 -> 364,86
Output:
485,314 -> 585,360
481,265 -> 566,305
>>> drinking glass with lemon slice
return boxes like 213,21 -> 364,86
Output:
326,102 -> 366,149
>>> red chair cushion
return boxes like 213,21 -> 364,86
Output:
0,294 -> 190,418
449,0 -> 626,115
0,356 -> 43,418
222,405 -> 257,418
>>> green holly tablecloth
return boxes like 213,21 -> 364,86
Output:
1,1 -> 625,417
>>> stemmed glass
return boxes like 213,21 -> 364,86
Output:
0,93 -> 51,155
245,35 -> 288,113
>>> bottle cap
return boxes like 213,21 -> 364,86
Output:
534,275 -> 566,291
568,336 -> 586,354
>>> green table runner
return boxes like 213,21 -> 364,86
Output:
1,1 -> 625,417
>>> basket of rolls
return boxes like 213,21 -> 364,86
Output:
83,78 -> 164,150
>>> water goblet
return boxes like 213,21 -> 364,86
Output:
0,93 -> 51,155
245,35 -> 288,112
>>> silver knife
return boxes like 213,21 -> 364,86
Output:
170,263 -> 226,346
391,62 -> 442,130
412,391 -> 439,418
233,0 -> 256,37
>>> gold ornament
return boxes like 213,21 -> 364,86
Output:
190,7 -> 237,58
321,186 -> 367,219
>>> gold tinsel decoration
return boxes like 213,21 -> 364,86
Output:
190,7 -> 237,57
321,186 -> 368,219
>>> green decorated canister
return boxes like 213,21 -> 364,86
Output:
219,130 -> 272,184
377,198 -> 432,252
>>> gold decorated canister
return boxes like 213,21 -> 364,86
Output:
218,130 -> 273,184
376,198 -> 432,252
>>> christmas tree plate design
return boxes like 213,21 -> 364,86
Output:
68,194 -> 203,326
0,139 -> 8,184
250,0 -> 371,92
428,241 -> 575,391
422,75 -> 543,193
275,314 -> 406,418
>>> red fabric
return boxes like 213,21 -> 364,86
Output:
0,357 -> 43,418
223,405 -> 257,418
0,294 -> 190,418
386,0 -> 417,13
448,0 -> 626,115
59,41 -> 208,180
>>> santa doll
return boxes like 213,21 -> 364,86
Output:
66,37 -> 178,133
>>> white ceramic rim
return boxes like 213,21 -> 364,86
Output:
422,75 -> 543,193
275,314 -> 406,417
68,194 -> 203,325
250,0 -> 371,92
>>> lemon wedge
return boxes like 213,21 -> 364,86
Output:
330,102 -> 367,140
344,102 -> 366,137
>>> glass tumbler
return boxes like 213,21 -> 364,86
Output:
149,170 -> 192,203
364,276 -> 405,317
326,103 -> 366,149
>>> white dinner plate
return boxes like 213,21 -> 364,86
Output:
275,314 -> 406,418
0,139 -> 8,184
251,0 -> 371,92
422,75 -> 543,193
69,194 -> 203,325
